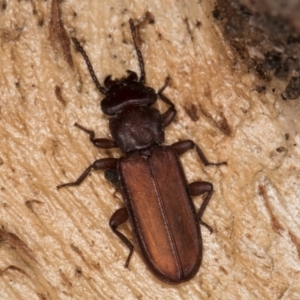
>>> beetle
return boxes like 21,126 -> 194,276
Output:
57,18 -> 226,284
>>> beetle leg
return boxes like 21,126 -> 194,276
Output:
158,77 -> 177,127
109,207 -> 134,268
158,77 -> 172,105
57,158 -> 117,189
171,140 -> 227,166
74,122 -> 118,148
189,181 -> 214,233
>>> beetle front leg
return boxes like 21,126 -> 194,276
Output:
74,123 -> 118,149
158,77 -> 177,127
189,181 -> 214,233
172,140 -> 227,166
109,207 -> 134,268
57,158 -> 117,189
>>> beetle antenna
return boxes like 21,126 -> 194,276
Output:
72,38 -> 107,95
129,19 -> 146,84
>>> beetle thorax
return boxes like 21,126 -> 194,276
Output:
109,106 -> 164,153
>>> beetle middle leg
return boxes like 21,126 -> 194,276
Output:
172,140 -> 227,166
109,207 -> 134,268
57,158 -> 117,189
189,181 -> 214,233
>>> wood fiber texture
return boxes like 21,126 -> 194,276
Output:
0,0 -> 300,299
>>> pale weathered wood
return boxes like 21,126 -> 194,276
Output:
1,1 -> 300,299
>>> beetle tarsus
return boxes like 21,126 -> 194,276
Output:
157,77 -> 177,127
74,123 -> 118,148
57,164 -> 94,189
199,220 -> 213,234
57,158 -> 118,189
194,144 -> 227,166
158,77 -> 175,108
172,140 -> 227,166
158,77 -> 170,94
189,181 -> 214,233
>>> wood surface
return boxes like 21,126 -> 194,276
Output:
0,1 -> 300,299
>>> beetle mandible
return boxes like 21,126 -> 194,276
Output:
57,18 -> 227,284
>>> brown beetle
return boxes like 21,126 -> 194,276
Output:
57,19 -> 226,284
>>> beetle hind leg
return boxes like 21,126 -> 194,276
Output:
189,181 -> 214,233
109,207 -> 134,268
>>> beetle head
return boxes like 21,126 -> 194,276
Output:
101,70 -> 157,116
